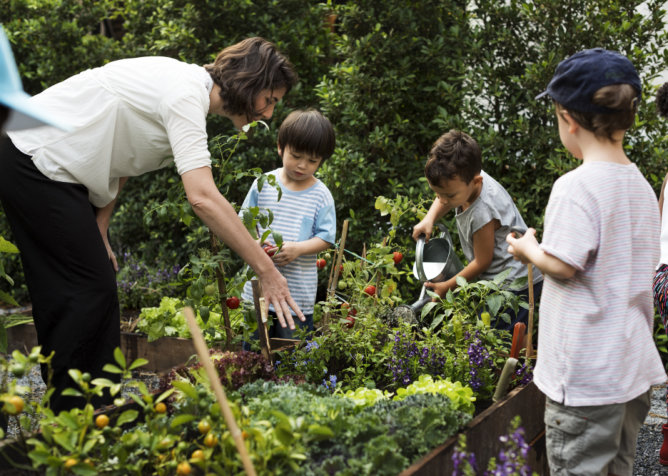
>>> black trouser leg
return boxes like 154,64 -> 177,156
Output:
0,137 -> 120,412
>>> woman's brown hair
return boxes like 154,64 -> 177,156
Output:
205,37 -> 298,122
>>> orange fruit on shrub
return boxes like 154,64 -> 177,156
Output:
197,419 -> 211,434
95,414 -> 109,429
191,449 -> 205,461
203,432 -> 218,447
64,458 -> 77,470
176,461 -> 192,475
4,395 -> 24,415
154,402 -> 167,414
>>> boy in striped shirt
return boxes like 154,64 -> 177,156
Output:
506,49 -> 666,476
240,109 -> 336,338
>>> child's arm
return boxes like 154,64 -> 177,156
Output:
272,237 -> 331,267
412,199 -> 452,242
424,220 -> 496,297
506,228 -> 576,280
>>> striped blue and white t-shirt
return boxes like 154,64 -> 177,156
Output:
240,168 -> 336,315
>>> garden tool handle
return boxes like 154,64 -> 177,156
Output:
492,357 -> 518,403
509,226 -> 535,359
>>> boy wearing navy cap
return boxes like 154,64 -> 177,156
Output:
506,48 -> 666,475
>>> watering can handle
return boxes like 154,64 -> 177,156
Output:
415,234 -> 428,282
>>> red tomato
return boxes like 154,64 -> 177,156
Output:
262,244 -> 277,257
392,251 -> 403,265
345,316 -> 355,329
316,258 -> 327,269
364,285 -> 376,296
226,296 -> 240,309
341,302 -> 358,317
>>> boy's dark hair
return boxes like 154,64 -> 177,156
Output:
205,37 -> 298,123
657,82 -> 668,118
277,109 -> 335,160
558,84 -> 639,141
425,130 -> 481,185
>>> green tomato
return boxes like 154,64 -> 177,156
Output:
199,306 -> 210,323
337,280 -> 348,290
204,284 -> 217,296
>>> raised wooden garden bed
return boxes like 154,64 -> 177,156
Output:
401,381 -> 547,475
7,323 -> 197,374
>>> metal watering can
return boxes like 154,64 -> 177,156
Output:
393,224 -> 463,324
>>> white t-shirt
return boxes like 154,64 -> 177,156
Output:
535,161 -> 666,406
239,168 -> 336,315
8,57 -> 213,207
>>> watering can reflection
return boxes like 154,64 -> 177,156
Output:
394,224 -> 463,324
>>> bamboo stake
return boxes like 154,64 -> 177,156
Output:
327,219 -> 349,300
184,307 -> 256,476
526,264 -> 535,359
324,219 -> 349,327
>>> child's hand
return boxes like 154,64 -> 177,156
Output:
412,218 -> 434,242
505,228 -> 539,264
423,280 -> 454,298
272,242 -> 300,266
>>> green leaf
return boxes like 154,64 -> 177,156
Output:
0,236 -> 19,254
0,290 -> 18,307
52,431 -> 76,452
485,294 -> 503,317
116,409 -> 139,426
171,414 -> 196,428
171,381 -> 198,399
113,347 -> 126,369
128,358 -> 149,371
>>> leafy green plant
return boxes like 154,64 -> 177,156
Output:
422,269 -> 526,331
393,374 -> 475,415
135,296 -> 243,344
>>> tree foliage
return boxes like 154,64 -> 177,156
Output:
1,0 -> 667,301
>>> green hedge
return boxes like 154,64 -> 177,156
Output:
2,0 -> 668,304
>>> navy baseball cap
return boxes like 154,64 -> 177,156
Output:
536,48 -> 641,114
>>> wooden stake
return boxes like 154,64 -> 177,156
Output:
250,279 -> 273,363
324,219 -> 349,327
184,307 -> 257,476
210,232 -> 233,350
526,264 -> 535,359
327,219 -> 349,299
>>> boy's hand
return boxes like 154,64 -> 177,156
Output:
272,241 -> 300,266
423,280 -> 454,299
505,228 -> 539,264
412,218 -> 434,242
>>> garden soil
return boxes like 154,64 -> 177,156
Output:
4,364 -> 668,475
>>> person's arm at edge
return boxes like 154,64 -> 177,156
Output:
181,166 -> 305,328
96,176 -> 129,272
506,228 -> 576,280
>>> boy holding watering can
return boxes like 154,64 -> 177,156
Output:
506,49 -> 665,475
412,130 -> 543,331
